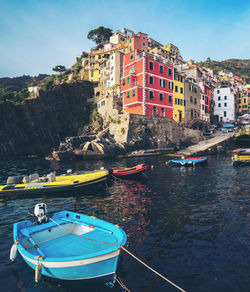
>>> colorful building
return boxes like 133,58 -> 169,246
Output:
121,49 -> 174,118
214,86 -> 236,122
184,79 -> 201,126
173,70 -> 185,123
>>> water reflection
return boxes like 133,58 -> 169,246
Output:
0,155 -> 249,292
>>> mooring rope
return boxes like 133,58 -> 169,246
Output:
115,275 -> 132,292
23,210 -> 186,292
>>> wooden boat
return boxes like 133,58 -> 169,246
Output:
0,170 -> 109,195
10,204 -> 127,285
111,163 -> 148,178
167,157 -> 208,166
232,149 -> 250,166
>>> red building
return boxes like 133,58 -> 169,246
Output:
120,49 -> 174,118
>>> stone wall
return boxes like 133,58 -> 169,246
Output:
0,81 -> 95,156
109,113 -> 204,150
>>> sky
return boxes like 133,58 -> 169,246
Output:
0,0 -> 250,78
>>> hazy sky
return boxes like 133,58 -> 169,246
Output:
0,0 -> 250,77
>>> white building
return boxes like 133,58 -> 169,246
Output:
214,87 -> 236,123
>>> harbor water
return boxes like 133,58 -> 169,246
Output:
0,154 -> 249,292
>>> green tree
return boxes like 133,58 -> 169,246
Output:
87,26 -> 113,44
52,65 -> 66,73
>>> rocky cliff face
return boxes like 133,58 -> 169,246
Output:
49,113 -> 205,160
0,81 -> 95,156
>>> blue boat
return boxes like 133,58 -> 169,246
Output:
10,204 -> 127,285
167,156 -> 208,166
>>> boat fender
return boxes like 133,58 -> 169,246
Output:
10,244 -> 17,261
35,263 -> 42,283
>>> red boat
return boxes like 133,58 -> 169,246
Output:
111,163 -> 148,178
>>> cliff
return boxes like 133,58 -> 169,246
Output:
0,81 -> 95,156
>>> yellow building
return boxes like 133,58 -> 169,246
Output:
174,71 -> 185,123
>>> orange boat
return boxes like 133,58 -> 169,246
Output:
111,163 -> 148,179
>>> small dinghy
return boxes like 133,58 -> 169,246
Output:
167,157 -> 208,166
10,204 -> 127,285
0,170 -> 109,195
111,163 -> 148,179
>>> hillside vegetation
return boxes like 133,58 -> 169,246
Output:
199,59 -> 250,83
0,74 -> 48,102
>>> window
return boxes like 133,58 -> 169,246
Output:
168,68 -> 172,76
168,82 -> 173,89
224,96 -> 227,100
191,110 -> 193,119
218,96 -> 221,100
143,42 -> 146,47
194,97 -> 197,104
122,79 -> 125,86
129,46 -> 132,51
127,91 -> 130,98
159,79 -> 165,88
130,53 -> 133,60
127,77 -> 130,84
91,71 -> 94,77
180,87 -> 183,94
224,103 -> 227,107
149,76 -> 154,85
153,107 -> 157,116
217,90 -> 220,94
224,111 -> 226,117
129,39 -> 132,43
160,108 -> 165,117
159,93 -> 163,101
190,96 -> 193,102
218,103 -> 221,107
168,95 -> 172,103
180,77 -> 183,83
143,36 -> 146,40
149,61 -> 154,70
194,87 -> 197,93
159,65 -> 164,73
101,100 -> 105,106
178,99 -> 180,105
132,90 -> 135,97
175,98 -> 177,104
202,105 -> 204,110
149,91 -> 154,99
175,85 -> 178,93
184,100 -> 186,106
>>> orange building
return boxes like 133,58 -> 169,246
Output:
120,49 -> 174,118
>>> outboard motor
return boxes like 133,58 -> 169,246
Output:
34,203 -> 48,224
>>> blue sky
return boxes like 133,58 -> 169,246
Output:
0,0 -> 250,77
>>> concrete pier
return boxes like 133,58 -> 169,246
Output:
177,132 -> 234,156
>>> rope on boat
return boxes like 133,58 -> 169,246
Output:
23,210 -> 186,292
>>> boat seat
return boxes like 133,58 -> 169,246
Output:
29,173 -> 39,182
23,176 -> 30,184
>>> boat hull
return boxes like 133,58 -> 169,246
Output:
13,211 -> 127,284
20,249 -> 119,282
0,171 -> 108,195
168,157 -> 208,166
112,163 -> 147,179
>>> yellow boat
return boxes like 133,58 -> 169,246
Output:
0,170 -> 109,195
232,149 -> 250,166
